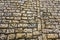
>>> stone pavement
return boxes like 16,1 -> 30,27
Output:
0,0 -> 60,40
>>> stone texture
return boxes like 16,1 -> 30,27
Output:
0,0 -> 60,40
47,34 -> 58,38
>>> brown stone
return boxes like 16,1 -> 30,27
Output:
16,33 -> 26,38
8,34 -> 15,39
47,34 -> 58,38
27,33 -> 32,38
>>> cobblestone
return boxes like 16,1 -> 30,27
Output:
0,0 -> 60,40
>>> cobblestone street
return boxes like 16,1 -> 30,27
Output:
0,0 -> 60,40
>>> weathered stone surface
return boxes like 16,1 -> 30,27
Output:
33,31 -> 40,35
0,0 -> 60,40
23,28 -> 32,32
15,28 -> 23,32
8,34 -> 15,39
6,29 -> 14,33
47,34 -> 58,38
16,33 -> 26,38
0,24 -> 8,28
27,33 -> 32,38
